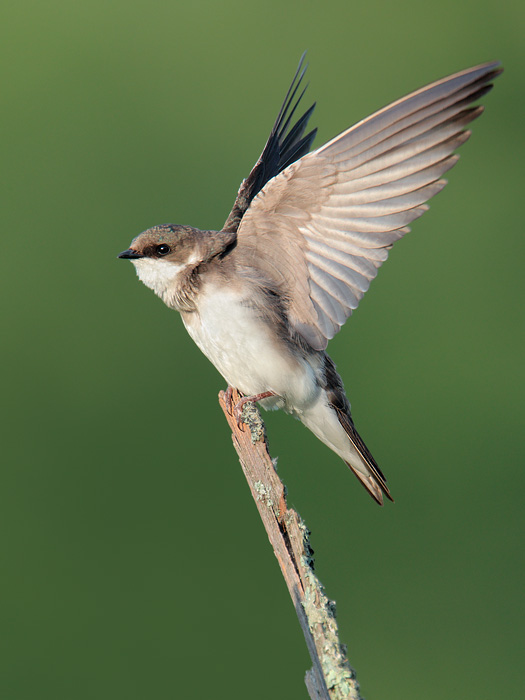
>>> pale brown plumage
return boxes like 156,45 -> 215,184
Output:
120,56 -> 501,504
230,61 -> 502,351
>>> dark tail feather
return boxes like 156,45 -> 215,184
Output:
323,353 -> 393,504
335,407 -> 394,506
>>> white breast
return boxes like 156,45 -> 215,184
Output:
183,283 -> 319,413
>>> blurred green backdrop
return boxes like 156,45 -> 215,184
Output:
2,1 -> 523,698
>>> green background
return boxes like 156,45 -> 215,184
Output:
2,1 -> 523,698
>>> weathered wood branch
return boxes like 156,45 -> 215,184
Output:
218,389 -> 363,700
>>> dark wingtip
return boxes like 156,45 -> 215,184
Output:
222,53 -> 317,233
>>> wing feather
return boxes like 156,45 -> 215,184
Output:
232,62 -> 502,350
321,68 -> 499,159
326,156 -> 458,204
222,53 -> 317,233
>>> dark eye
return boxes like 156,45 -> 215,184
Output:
156,244 -> 171,256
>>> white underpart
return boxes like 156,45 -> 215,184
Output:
183,282 -> 320,414
187,285 -> 369,474
300,396 -> 370,476
132,259 -> 372,480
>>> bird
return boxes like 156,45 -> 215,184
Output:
118,55 -> 501,505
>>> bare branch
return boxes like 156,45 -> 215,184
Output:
218,389 -> 363,700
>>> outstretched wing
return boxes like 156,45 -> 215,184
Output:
222,52 -> 317,234
232,62 -> 502,351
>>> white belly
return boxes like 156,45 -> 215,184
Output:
182,284 -> 319,413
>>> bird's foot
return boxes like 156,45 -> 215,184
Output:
225,389 -> 276,429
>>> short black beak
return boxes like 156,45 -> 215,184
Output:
118,248 -> 143,260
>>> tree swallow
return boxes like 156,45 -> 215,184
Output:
119,56 -> 501,504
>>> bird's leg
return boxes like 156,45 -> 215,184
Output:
233,390 -> 277,428
224,385 -> 235,414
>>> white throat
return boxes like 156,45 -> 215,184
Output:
131,258 -> 186,299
